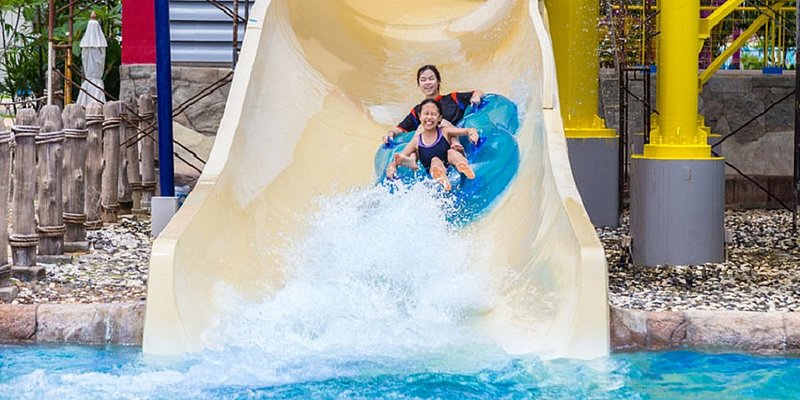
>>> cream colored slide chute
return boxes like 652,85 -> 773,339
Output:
143,0 -> 609,359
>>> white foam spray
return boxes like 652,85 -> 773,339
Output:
0,184 -> 525,399
204,182 -> 501,362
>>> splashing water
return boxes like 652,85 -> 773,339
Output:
4,194 -> 800,398
204,182 -> 500,361
9,184 -> 737,400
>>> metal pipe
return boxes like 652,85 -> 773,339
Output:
65,3 -> 74,105
764,18 -> 770,67
619,68 -> 627,216
47,0 -> 54,106
640,0 -> 646,65
233,0 -> 239,67
794,0 -> 799,232
618,5 -> 796,12
155,0 -> 175,197
644,0 -> 653,65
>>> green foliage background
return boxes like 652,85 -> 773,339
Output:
599,0 -> 797,69
0,0 -> 121,104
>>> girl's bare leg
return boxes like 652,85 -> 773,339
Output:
447,149 -> 475,179
393,153 -> 418,169
448,135 -> 465,155
429,157 -> 451,191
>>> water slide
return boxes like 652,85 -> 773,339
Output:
143,0 -> 609,360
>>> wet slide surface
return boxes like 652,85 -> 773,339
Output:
144,0 -> 609,360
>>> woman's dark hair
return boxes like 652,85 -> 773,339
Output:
419,98 -> 443,115
416,64 -> 441,84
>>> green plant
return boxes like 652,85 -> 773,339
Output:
1,0 -> 47,105
0,0 -> 122,103
740,52 -> 764,70
600,0 -> 795,70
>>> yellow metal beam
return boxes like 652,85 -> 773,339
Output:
544,0 -> 616,138
616,5 -> 795,12
644,0 -> 710,159
699,0 -> 744,41
699,2 -> 786,86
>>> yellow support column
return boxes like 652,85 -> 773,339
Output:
631,0 -> 725,265
644,0 -> 710,159
545,0 -> 615,139
545,0 -> 619,227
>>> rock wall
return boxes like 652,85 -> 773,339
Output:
702,72 -> 794,177
4,302 -> 798,354
0,302 -> 144,345
600,69 -> 796,208
119,64 -> 231,136
611,305 -> 800,354
120,64 -> 231,186
601,70 -> 795,173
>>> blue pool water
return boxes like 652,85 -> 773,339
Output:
1,345 -> 798,399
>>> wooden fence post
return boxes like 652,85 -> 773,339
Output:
10,109 -> 43,281
139,93 -> 156,209
84,103 -> 104,231
125,98 -> 144,213
36,105 -> 66,256
0,119 -> 18,301
101,101 -> 122,223
151,90 -> 159,166
51,70 -> 64,110
118,98 -> 135,213
62,104 -> 89,251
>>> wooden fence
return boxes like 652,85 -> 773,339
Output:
0,94 -> 158,299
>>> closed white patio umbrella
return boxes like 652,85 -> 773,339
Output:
76,12 -> 107,106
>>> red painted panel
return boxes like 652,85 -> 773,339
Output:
122,0 -> 156,64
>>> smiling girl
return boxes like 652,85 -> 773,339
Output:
385,99 -> 479,191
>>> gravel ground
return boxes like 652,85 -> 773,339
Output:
603,209 -> 800,312
4,209 -> 800,312
8,216 -> 151,305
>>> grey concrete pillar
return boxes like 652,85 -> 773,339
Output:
631,157 -> 725,265
567,137 -> 620,227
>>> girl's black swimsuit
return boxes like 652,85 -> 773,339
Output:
417,128 -> 450,172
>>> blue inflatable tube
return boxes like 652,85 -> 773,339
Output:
375,94 -> 520,225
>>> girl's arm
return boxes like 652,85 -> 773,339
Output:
442,126 -> 479,144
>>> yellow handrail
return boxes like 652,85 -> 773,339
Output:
698,6 -> 784,87
699,0 -> 745,42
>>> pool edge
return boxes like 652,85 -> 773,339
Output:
610,304 -> 800,355
0,302 -> 144,346
1,302 -> 798,356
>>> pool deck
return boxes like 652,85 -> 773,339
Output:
1,301 -> 799,355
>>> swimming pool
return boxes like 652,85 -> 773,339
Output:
1,345 -> 798,399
